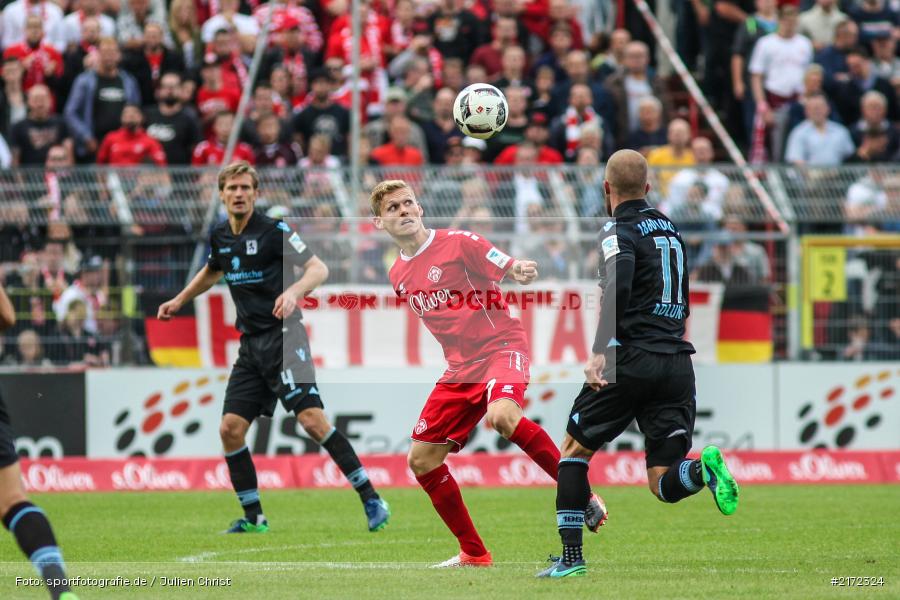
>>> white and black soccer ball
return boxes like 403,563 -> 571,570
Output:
453,83 -> 508,140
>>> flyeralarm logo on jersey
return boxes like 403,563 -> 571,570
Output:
790,367 -> 897,449
87,371 -> 228,458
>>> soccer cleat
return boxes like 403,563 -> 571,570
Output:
584,492 -> 608,532
536,555 -> 587,578
429,550 -> 493,568
701,445 -> 739,516
224,516 -> 269,533
364,498 -> 391,532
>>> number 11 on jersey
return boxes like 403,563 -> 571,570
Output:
652,236 -> 685,318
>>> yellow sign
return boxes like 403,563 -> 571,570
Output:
808,247 -> 846,302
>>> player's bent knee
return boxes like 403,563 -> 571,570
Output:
219,417 -> 248,448
486,399 -> 522,439
296,409 -> 330,441
560,434 -> 594,460
407,449 -> 441,476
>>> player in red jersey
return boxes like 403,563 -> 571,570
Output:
370,179 -> 606,568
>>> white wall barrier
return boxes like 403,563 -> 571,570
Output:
84,363 -> 899,458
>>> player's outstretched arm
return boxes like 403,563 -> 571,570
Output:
0,283 -> 15,332
273,255 -> 329,320
507,259 -> 539,285
157,265 -> 222,320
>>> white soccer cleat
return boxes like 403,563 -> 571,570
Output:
430,550 -> 493,568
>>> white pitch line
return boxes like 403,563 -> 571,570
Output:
176,540 -> 404,563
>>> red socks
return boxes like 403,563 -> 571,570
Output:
416,464 -> 487,557
509,417 -> 561,480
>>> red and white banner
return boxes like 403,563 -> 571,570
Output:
18,451 -> 900,492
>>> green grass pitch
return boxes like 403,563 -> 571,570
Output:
0,485 -> 897,599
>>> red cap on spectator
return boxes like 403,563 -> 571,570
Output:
411,19 -> 430,35
278,15 -> 302,32
529,112 -> 549,126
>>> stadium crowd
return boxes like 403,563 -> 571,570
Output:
0,0 -> 897,365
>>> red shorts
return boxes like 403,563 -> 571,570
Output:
411,350 -> 530,451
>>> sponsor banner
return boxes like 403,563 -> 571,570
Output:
146,282 -> 742,369
85,366 -> 775,458
0,373 -> 86,458
777,364 -> 900,450
18,451 -> 900,492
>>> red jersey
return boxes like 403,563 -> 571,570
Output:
196,87 -> 241,122
96,128 -> 167,166
389,228 -> 528,365
3,42 -> 63,92
192,139 -> 256,165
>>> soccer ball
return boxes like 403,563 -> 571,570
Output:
453,83 -> 508,140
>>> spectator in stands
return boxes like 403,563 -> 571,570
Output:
784,93 -> 855,166
0,0 -> 63,51
524,209 -> 572,281
494,112 -> 564,165
38,146 -> 89,224
840,315 -> 876,361
494,45 -> 534,96
849,0 -> 900,46
470,17 -> 520,80
692,240 -> 754,285
304,204 -> 351,283
525,0 -> 586,51
399,56 -> 436,123
731,0 -> 778,142
65,37 -> 141,161
58,17 -> 102,108
370,115 -> 424,166
292,68 -> 350,156
202,0 -> 257,44
626,96 -> 667,154
0,200 -> 39,263
573,146 -> 605,217
50,298 -> 109,366
530,65 -> 556,119
533,22 -> 575,83
449,177 -> 491,229
255,113 -> 301,167
647,118 -> 695,195
575,119 -> 612,161
192,111 -> 255,165
604,41 -> 669,150
144,71 -> 200,165
420,87 -> 463,164
56,0 -> 116,51
549,83 -> 601,162
870,32 -> 900,84
785,64 -> 838,139
364,87 -> 428,161
121,22 -> 185,107
96,104 -> 166,166
0,131 -> 11,166
663,137 -> 729,222
54,255 -> 107,334
814,19 -> 858,84
591,28 -> 630,82
510,142 -> 547,233
427,0 -> 483,63
391,22 -> 443,99
723,216 -> 770,282
799,0 -> 847,50
168,0 -> 201,70
849,92 -> 899,162
485,85 -> 529,162
3,15 -> 63,97
15,329 -> 50,367
705,0 -> 755,109
298,134 -> 341,200
552,49 -> 614,126
749,5 -> 813,158
832,46 -> 899,125
9,84 -> 70,166
254,0 -> 323,56
0,56 -> 26,135
461,134 -> 488,165
441,57 -> 465,93
195,58 -> 240,127
845,168 -> 889,232
118,0 -> 170,51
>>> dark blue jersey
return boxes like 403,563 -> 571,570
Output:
593,199 -> 695,355
207,211 -> 314,334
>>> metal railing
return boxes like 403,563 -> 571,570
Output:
0,164 -> 897,367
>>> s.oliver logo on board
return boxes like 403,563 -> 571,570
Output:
204,462 -> 286,490
787,453 -> 868,481
112,462 -> 191,490
22,463 -> 97,492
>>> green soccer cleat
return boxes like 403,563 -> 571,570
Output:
225,516 -> 269,533
700,445 -> 739,515
364,498 -> 391,532
536,556 -> 587,578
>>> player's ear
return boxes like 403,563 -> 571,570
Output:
603,181 -> 610,196
373,215 -> 384,230
644,182 -> 651,196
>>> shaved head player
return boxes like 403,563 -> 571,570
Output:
370,179 -> 607,568
159,162 -> 390,533
538,150 -> 740,578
